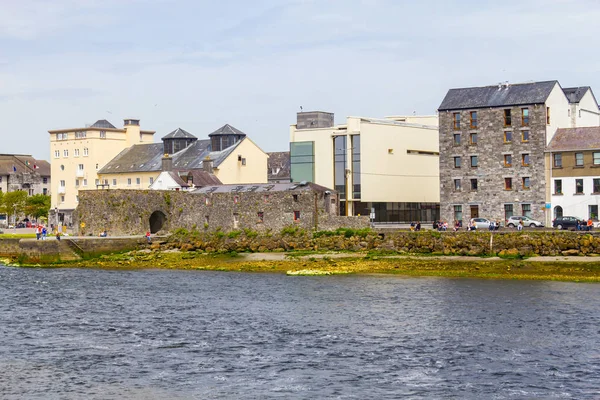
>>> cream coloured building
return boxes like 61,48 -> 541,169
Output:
48,119 -> 155,225
98,124 -> 268,191
290,112 -> 440,222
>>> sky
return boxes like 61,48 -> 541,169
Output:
2,0 -> 600,160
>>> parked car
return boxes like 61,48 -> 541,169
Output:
506,216 -> 544,228
471,218 -> 492,230
16,222 -> 26,229
553,216 -> 584,230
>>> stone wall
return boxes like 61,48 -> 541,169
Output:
439,105 -> 547,224
75,189 -> 370,236
0,238 -> 21,257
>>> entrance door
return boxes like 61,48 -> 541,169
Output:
470,205 -> 479,219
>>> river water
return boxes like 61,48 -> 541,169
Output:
0,266 -> 598,399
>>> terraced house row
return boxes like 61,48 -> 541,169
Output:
439,81 -> 600,226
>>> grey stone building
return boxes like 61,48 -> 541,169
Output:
267,151 -> 291,183
438,81 -> 587,226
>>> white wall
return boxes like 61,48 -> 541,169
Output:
551,175 -> 600,219
545,83 -> 571,145
574,90 -> 600,127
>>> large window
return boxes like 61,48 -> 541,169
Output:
504,204 -> 514,221
454,205 -> 462,223
333,136 -> 347,200
290,141 -> 315,183
454,179 -> 461,191
351,135 -> 361,199
575,153 -> 584,167
470,111 -> 478,128
594,152 -> 600,165
594,178 -> 600,193
504,109 -> 511,126
521,108 -> 529,126
555,179 -> 562,194
576,179 -> 584,194
470,178 -> 478,191
553,153 -> 562,168
522,204 -> 532,218
453,113 -> 460,129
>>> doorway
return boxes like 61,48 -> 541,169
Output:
149,210 -> 167,233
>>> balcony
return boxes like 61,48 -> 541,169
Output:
58,186 -> 66,194
76,170 -> 85,177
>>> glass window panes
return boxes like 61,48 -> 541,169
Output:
576,179 -> 584,193
593,152 -> 600,165
576,153 -> 584,166
521,131 -> 529,142
504,131 -> 512,143
555,179 -> 562,194
470,156 -> 478,167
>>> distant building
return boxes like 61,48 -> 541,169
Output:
289,111 -> 440,223
546,126 -> 600,220
438,80 -> 599,226
48,118 -> 155,225
267,151 -> 291,183
98,124 -> 268,189
0,154 -> 50,195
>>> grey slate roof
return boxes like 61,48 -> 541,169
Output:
91,119 -> 117,129
98,138 -> 244,174
208,124 -> 246,137
267,151 -> 291,182
161,127 -> 197,139
562,87 -> 589,103
438,81 -> 558,111
0,155 -> 50,176
546,127 -> 600,152
191,181 -> 333,194
168,170 -> 222,187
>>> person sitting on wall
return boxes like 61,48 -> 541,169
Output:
99,230 -> 107,237
410,222 -> 415,231
415,222 -> 421,231
587,218 -> 594,231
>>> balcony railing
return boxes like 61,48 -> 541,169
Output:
58,186 -> 66,194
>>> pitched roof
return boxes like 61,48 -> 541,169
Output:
438,81 -> 558,111
91,119 -> 117,129
208,124 -> 246,137
177,170 -> 222,187
267,151 -> 291,181
161,127 -> 197,140
0,155 -> 50,176
191,181 -> 333,194
562,87 -> 589,103
546,127 -> 600,152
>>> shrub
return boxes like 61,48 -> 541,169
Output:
228,230 -> 242,239
244,228 -> 258,238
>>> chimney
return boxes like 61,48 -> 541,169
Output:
162,154 -> 173,171
203,156 -> 213,173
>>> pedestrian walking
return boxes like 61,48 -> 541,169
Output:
145,231 -> 151,243
42,226 -> 47,240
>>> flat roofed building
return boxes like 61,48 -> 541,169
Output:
290,111 -> 440,223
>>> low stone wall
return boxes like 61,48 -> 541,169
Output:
71,237 -> 147,255
0,238 -> 22,257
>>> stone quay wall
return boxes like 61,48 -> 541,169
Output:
75,190 -> 370,237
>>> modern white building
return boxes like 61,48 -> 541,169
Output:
289,111 -> 440,223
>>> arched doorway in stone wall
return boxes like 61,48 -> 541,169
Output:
149,211 -> 167,234
554,206 -> 563,219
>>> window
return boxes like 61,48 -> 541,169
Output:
470,179 -> 478,191
59,180 -> 65,187
454,205 -> 462,222
505,178 -> 512,190
351,135 -> 361,199
54,150 -> 60,158
454,179 -> 461,191
136,177 -> 141,185
470,155 -> 478,168
470,133 -> 477,145
63,149 -> 68,157
547,107 -> 550,124
258,212 -> 264,223
575,153 -> 584,167
83,179 -> 87,186
290,141 -> 315,183
293,211 -> 301,221
469,111 -> 477,128
95,179 -> 100,185
74,149 -> 79,157
78,164 -> 84,170
112,179 -> 117,186
95,164 -> 99,170
504,154 -> 512,167
522,204 -> 532,218
333,136 -> 347,200
293,194 -> 299,202
76,195 -> 79,202
453,134 -> 461,145
553,153 -> 562,168
241,158 -> 246,166
504,131 -> 512,143
149,177 -> 154,184
504,204 -> 514,220
60,165 -> 65,171
522,154 -> 530,166
75,179 -> 79,186
127,178 -> 131,186
521,108 -> 529,126
555,179 -> 562,194
470,205 -> 479,218
522,177 -> 531,190
75,131 -> 86,139
594,152 -> 600,165
100,131 -> 106,139
43,177 -> 47,184
521,131 -> 529,142
590,205 -> 598,220
61,195 -> 65,202
576,179 -> 584,194
43,188 -> 47,195
453,156 -> 461,168
594,178 -> 600,193
83,148 -> 89,156
504,109 -> 512,126
453,113 -> 460,129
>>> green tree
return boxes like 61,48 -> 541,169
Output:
1,191 -> 28,224
25,194 -> 51,220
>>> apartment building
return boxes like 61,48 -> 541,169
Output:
546,126 -> 600,220
438,80 -> 599,226
290,111 -> 440,223
48,119 -> 155,225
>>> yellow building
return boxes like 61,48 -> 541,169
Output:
98,124 -> 268,191
48,119 -> 155,225
290,111 -> 440,222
